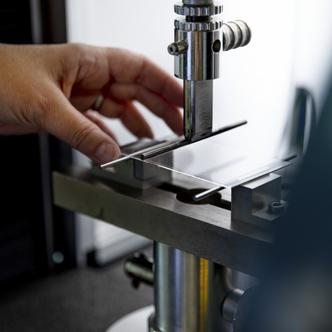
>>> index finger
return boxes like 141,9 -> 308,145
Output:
106,48 -> 183,107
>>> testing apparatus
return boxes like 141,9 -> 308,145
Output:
52,1 -> 304,331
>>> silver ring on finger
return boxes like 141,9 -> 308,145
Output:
93,95 -> 105,111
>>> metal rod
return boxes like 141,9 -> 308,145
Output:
124,254 -> 154,288
100,140 -> 177,168
192,185 -> 225,202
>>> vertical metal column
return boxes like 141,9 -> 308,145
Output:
184,80 -> 213,140
150,242 -> 232,332
168,1 -> 222,141
168,0 -> 251,142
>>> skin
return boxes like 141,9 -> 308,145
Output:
0,43 -> 183,163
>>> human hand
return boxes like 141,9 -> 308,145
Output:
0,44 -> 183,163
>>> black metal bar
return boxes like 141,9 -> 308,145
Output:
37,0 -> 77,270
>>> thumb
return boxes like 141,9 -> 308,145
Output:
40,90 -> 121,163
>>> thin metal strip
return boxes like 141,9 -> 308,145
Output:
100,120 -> 247,168
193,186 -> 225,202
100,139 -> 178,168
142,120 -> 247,160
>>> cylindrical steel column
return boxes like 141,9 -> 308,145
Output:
149,242 -> 232,332
168,0 -> 251,142
184,80 -> 213,140
168,1 -> 222,141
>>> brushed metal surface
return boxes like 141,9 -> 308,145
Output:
53,167 -> 273,276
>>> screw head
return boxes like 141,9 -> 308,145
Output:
52,251 -> 64,264
168,40 -> 188,56
168,43 -> 178,55
269,201 -> 286,214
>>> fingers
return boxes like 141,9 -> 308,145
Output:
40,88 -> 121,163
109,83 -> 183,136
106,48 -> 183,107
84,110 -> 118,143
98,97 -> 154,139
66,46 -> 183,136
120,102 -> 154,139
136,59 -> 183,108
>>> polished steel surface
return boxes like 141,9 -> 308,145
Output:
174,27 -> 220,139
174,29 -> 220,80
170,0 -> 222,141
184,80 -> 213,139
53,168 -> 273,276
151,243 -> 231,332
169,1 -> 251,142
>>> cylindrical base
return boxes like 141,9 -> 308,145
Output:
106,306 -> 154,332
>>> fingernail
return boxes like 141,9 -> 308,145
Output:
94,143 -> 120,163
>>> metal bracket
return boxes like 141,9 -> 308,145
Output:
232,173 -> 286,228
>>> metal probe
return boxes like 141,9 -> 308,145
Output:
168,0 -> 251,141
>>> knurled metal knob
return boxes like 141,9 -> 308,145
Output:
222,20 -> 251,51
175,19 -> 223,31
174,3 -> 223,16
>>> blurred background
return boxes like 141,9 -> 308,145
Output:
0,0 -> 331,331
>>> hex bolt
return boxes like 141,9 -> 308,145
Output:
168,40 -> 188,56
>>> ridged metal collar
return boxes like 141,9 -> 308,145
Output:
174,19 -> 222,31
174,3 -> 223,17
